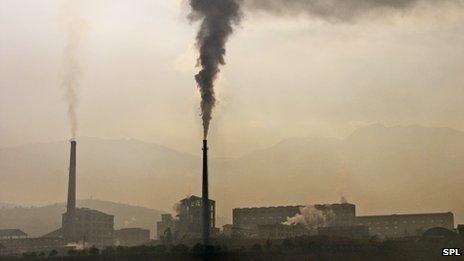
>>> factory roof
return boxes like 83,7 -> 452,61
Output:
62,208 -> 114,217
40,228 -> 62,238
180,195 -> 215,204
0,229 -> 28,238
234,203 -> 355,211
116,228 -> 149,232
356,212 -> 453,219
234,205 -> 302,211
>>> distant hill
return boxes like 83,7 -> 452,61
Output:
1,125 -> 464,226
0,137 -> 197,216
211,124 -> 464,224
0,199 -> 165,238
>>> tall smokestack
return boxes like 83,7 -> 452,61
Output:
202,139 -> 210,245
67,140 -> 76,213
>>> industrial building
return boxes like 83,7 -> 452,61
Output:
315,203 -> 356,227
156,214 -> 175,240
233,203 -> 356,230
0,237 -> 66,255
0,229 -> 67,255
257,224 -> 308,239
230,202 -> 455,240
114,228 -> 150,246
62,208 -> 114,246
0,229 -> 28,240
233,206 -> 301,229
458,224 -> 464,235
156,195 -> 217,241
355,212 -> 454,238
318,226 -> 369,239
60,140 -> 115,246
0,243 -> 6,255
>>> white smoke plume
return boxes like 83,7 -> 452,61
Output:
61,1 -> 88,139
340,196 -> 348,204
283,205 -> 334,229
123,216 -> 137,228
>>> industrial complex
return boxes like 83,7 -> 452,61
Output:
0,139 -> 463,256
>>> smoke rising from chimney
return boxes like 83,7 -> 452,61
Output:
185,0 -> 456,138
283,205 -> 334,229
61,3 -> 87,139
244,0 -> 454,22
188,0 -> 242,138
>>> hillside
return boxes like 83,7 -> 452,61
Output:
211,124 -> 464,224
0,137 -> 198,214
0,199 -> 165,238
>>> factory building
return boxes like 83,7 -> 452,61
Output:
0,229 -> 67,255
156,195 -> 217,241
0,243 -> 6,255
177,195 -> 216,236
114,228 -> 150,246
0,237 -> 66,255
458,224 -> 464,235
232,203 -> 356,230
156,214 -> 175,240
230,202 -> 455,240
355,212 -> 454,238
257,224 -> 308,239
62,208 -> 114,246
0,229 -> 28,240
233,206 -> 301,229
315,203 -> 356,227
318,226 -> 369,239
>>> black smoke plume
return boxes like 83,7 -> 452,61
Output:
187,0 -> 455,138
244,0 -> 453,22
188,0 -> 242,138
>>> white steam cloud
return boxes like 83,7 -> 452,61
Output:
284,205 -> 334,229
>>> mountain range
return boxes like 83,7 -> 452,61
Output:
1,124 -> 463,227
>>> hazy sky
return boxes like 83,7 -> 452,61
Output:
1,0 -> 463,157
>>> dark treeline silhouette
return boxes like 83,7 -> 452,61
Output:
2,235 -> 464,261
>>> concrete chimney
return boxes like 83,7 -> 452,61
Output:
202,139 -> 210,245
67,140 -> 76,213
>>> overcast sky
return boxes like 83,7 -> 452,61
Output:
1,0 -> 463,157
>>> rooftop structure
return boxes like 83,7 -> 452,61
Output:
177,195 -> 216,238
0,229 -> 28,240
156,195 -> 217,242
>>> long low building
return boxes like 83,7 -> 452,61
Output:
0,229 -> 28,240
233,203 -> 356,230
115,228 -> 150,246
355,212 -> 454,238
230,203 -> 455,239
233,206 -> 302,229
0,237 -> 66,255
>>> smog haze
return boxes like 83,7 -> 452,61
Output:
1,0 -> 464,226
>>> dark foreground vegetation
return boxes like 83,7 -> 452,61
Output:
2,236 -> 464,261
